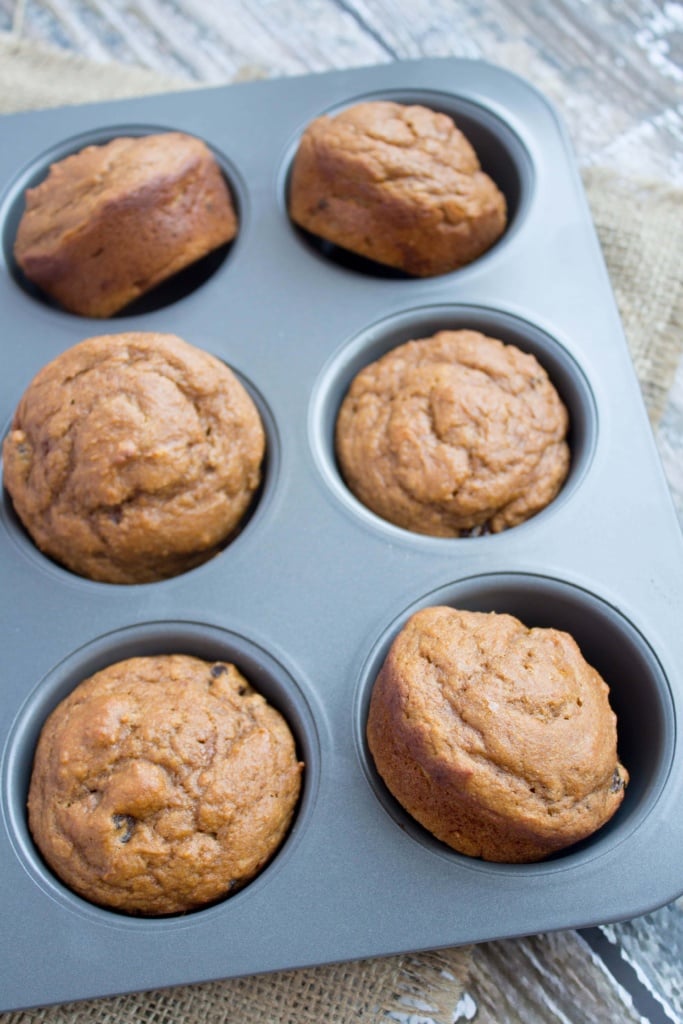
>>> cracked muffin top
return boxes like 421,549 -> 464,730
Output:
366,606 -> 628,862
288,100 -> 507,275
335,329 -> 570,536
14,132 -> 237,317
2,331 -> 265,583
28,654 -> 303,914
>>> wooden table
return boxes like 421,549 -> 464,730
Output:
2,2 -> 682,1021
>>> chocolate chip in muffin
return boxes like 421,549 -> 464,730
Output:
111,813 -> 136,844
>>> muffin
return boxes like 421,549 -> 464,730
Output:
367,607 -> 628,862
2,331 -> 265,583
28,654 -> 304,915
14,132 -> 237,317
289,100 -> 506,276
335,330 -> 570,536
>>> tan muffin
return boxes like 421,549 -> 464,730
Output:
14,132 -> 237,317
2,331 -> 265,583
288,101 -> 506,276
367,607 -> 628,863
335,330 -> 570,536
28,654 -> 303,915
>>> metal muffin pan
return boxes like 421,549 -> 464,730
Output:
0,58 -> 681,1011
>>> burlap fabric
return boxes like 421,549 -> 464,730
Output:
2,949 -> 476,1023
0,33 -> 681,1024
580,164 -> 683,423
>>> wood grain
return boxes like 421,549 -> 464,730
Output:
466,931 -> 646,1024
3,0 -> 682,184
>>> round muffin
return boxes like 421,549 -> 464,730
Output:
288,100 -> 506,276
2,331 -> 265,583
14,132 -> 237,317
28,654 -> 303,915
335,330 -> 570,536
367,606 -> 628,862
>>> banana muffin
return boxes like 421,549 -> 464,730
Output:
288,100 -> 506,276
367,606 -> 628,862
2,331 -> 265,583
335,330 -> 570,536
14,132 -> 237,317
28,654 -> 304,915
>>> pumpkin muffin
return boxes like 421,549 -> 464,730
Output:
14,132 -> 237,317
2,331 -> 265,583
336,329 -> 570,536
28,654 -> 303,914
367,606 -> 628,862
289,100 -> 506,275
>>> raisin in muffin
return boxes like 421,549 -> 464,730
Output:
289,101 -> 506,276
335,330 -> 570,536
28,654 -> 303,914
14,132 -> 237,317
2,331 -> 265,583
367,607 -> 628,862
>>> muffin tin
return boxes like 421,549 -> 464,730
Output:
0,58 -> 681,1011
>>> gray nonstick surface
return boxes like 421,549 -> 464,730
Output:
0,58 -> 681,1011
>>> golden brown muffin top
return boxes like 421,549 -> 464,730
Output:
336,330 -> 570,536
28,654 -> 303,915
2,332 -> 265,582
15,133 -> 230,258
289,101 -> 507,275
368,607 -> 628,861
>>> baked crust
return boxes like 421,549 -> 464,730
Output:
2,331 -> 265,583
367,607 -> 628,862
335,330 -> 570,536
289,101 -> 506,275
14,132 -> 237,317
28,655 -> 303,914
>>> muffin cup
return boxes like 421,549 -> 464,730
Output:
282,88 -> 532,277
1,125 -> 245,317
2,621 -> 319,919
355,572 -> 674,872
310,303 -> 596,540
0,363 -> 277,586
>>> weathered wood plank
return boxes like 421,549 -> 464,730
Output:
7,0 -> 389,78
319,0 -> 683,182
463,931 -> 647,1024
601,897 -> 683,1022
5,0 -> 683,184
